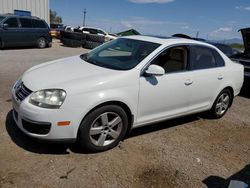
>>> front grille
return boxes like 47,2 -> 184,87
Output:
22,119 -> 51,135
15,82 -> 32,101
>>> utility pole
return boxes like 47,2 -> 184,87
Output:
196,31 -> 199,39
83,9 -> 87,26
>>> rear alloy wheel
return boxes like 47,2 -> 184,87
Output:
78,105 -> 128,152
37,37 -> 46,48
210,89 -> 232,118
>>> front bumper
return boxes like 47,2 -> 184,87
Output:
11,87 -> 83,142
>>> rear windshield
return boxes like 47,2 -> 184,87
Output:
0,16 -> 6,23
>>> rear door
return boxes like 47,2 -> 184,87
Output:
1,17 -> 21,47
187,45 -> 226,111
32,19 -> 50,44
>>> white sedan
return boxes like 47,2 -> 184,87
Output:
78,26 -> 117,41
12,36 -> 244,152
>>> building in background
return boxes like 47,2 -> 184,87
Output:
0,0 -> 50,24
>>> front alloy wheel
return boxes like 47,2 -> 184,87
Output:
78,105 -> 128,152
89,112 -> 123,147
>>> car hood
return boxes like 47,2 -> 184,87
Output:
240,28 -> 250,55
22,55 -> 123,91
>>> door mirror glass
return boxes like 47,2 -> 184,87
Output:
1,23 -> 8,29
145,65 -> 165,76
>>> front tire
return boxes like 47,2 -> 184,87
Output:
209,89 -> 232,119
78,105 -> 128,152
37,37 -> 47,49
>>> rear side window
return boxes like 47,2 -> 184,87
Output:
190,46 -> 216,70
4,18 -> 19,28
33,20 -> 47,28
20,18 -> 32,28
212,49 -> 225,67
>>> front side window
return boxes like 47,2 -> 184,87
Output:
4,18 -> 19,28
20,18 -> 32,28
152,46 -> 188,73
0,16 -> 6,23
190,46 -> 216,70
81,38 -> 160,70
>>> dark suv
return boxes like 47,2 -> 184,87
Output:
0,14 -> 52,49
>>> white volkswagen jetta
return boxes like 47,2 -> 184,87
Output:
12,36 -> 244,152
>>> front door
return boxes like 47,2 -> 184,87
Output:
137,45 -> 194,125
1,17 -> 22,47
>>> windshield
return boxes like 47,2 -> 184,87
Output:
0,16 -> 6,23
80,38 -> 160,70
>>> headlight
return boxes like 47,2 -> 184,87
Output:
29,89 -> 66,109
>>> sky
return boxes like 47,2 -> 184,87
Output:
50,0 -> 250,40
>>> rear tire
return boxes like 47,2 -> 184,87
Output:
209,89 -> 232,119
78,105 -> 128,152
37,37 -> 46,49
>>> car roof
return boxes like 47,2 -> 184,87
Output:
0,14 -> 42,20
123,35 -> 216,48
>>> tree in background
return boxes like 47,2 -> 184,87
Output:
50,9 -> 62,24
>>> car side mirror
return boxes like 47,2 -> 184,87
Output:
1,23 -> 8,29
145,65 -> 165,76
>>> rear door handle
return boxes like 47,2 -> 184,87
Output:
218,75 -> 223,80
184,79 -> 193,86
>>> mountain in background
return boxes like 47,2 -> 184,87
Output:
212,38 -> 243,44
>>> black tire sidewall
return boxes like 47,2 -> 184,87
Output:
78,105 -> 128,152
86,33 -> 105,43
210,89 -> 232,118
84,41 -> 102,49
61,37 -> 83,47
61,31 -> 86,40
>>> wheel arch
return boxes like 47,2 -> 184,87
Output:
37,35 -> 51,46
77,100 -> 134,138
214,86 -> 234,108
223,86 -> 234,107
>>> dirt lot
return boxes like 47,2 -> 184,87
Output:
0,40 -> 249,188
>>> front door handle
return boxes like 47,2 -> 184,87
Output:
184,79 -> 193,86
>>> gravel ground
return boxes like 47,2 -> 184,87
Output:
0,40 -> 249,188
